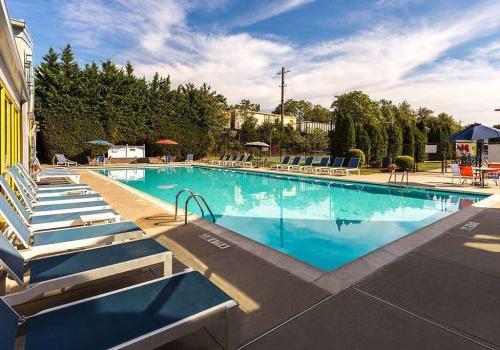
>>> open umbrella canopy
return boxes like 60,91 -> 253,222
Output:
86,139 -> 114,147
245,141 -> 270,147
155,139 -> 178,145
449,123 -> 500,141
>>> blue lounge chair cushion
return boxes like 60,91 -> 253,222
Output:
0,193 -> 32,244
35,185 -> 91,193
290,156 -> 301,166
33,200 -> 109,213
317,157 -> 329,167
24,271 -> 232,350
11,167 -> 87,193
30,209 -> 117,225
0,235 -> 25,282
303,157 -> 314,166
29,238 -> 167,284
33,221 -> 142,246
332,157 -> 344,167
37,183 -> 89,190
0,176 -> 31,222
348,157 -> 360,168
0,298 -> 20,350
36,193 -> 101,202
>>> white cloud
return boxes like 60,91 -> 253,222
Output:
231,0 -> 315,27
58,0 -> 500,124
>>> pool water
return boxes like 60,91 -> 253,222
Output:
96,167 -> 486,271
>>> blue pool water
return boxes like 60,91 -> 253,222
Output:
96,167 -> 486,271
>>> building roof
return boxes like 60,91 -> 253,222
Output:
0,0 -> 29,102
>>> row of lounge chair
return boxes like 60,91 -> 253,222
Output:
0,163 -> 237,349
210,154 -> 254,168
272,156 -> 361,176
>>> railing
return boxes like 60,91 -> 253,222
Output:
174,189 -> 216,224
184,194 -> 216,224
388,170 -> 409,185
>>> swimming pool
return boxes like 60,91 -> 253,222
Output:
96,167 -> 486,271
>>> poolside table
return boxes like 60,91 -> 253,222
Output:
473,167 -> 497,187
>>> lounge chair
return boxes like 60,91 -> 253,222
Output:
326,157 -> 346,175
272,155 -> 290,170
0,234 -> 171,305
33,162 -> 81,183
335,157 -> 361,176
7,170 -> 102,205
55,154 -> 78,167
0,269 -> 237,350
298,156 -> 314,173
286,156 -> 302,172
0,193 -> 144,257
449,163 -> 476,185
313,157 -> 331,174
229,155 -> 245,167
484,170 -> 500,187
222,155 -> 236,166
209,155 -> 225,165
9,167 -> 93,198
184,154 -> 194,163
15,164 -> 89,192
86,155 -> 99,166
0,176 -> 119,231
216,155 -> 229,165
34,156 -> 77,174
242,154 -> 254,168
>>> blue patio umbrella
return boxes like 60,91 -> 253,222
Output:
449,124 -> 500,166
449,123 -> 500,141
86,140 -> 114,161
86,140 -> 114,147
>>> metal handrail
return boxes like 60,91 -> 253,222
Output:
185,194 -> 216,224
174,189 -> 204,220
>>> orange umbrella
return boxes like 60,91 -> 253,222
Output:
155,139 -> 178,145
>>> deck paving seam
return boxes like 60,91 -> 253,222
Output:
446,230 -> 498,242
237,292 -> 336,349
411,248 -> 500,283
353,287 -> 497,350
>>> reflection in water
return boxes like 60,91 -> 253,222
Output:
106,169 -> 145,182
97,167 -> 486,271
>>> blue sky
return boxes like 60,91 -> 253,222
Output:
8,0 -> 500,124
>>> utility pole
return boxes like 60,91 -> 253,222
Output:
277,67 -> 290,162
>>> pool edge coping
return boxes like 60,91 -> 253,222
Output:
84,168 -> 489,294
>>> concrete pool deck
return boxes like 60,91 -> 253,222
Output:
16,167 -> 500,349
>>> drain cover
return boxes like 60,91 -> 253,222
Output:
460,221 -> 479,231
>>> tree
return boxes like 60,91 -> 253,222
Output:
232,99 -> 260,112
380,100 -> 402,162
331,91 -> 386,162
494,124 -> 500,129
331,113 -> 355,157
306,128 -> 328,152
239,115 -> 258,145
307,105 -> 332,123
35,45 -> 229,161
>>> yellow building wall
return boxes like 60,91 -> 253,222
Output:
0,79 -> 22,175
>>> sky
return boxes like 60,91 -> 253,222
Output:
8,0 -> 500,125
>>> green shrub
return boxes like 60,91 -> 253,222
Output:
395,156 -> 414,171
346,148 -> 365,166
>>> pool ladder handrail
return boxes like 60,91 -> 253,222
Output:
174,189 -> 204,219
184,194 -> 216,224
174,189 -> 216,224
